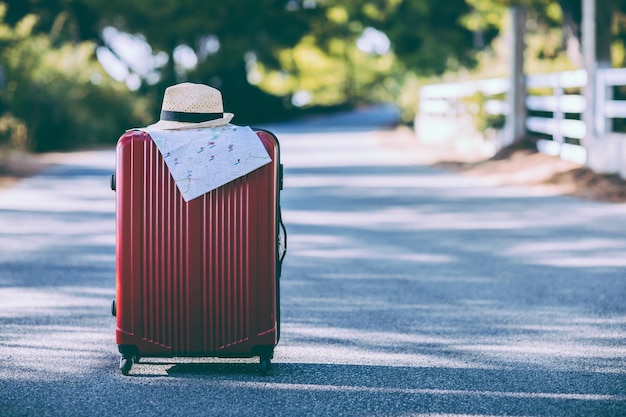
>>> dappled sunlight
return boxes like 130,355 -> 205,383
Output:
0,288 -> 114,379
282,137 -> 626,275
0,177 -> 114,213
0,150 -> 118,381
0,213 -> 114,254
458,341 -> 626,362
218,380 -> 626,402
0,324 -> 112,380
279,313 -> 626,373
278,131 -> 437,168
290,239 -> 456,263
296,248 -> 453,262
0,150 -> 116,293
0,166 -> 115,260
290,233 -> 454,262
275,128 -> 626,416
285,207 -> 574,232
504,238 -> 626,267
0,284 -> 115,380
0,287 -> 112,318
312,272 -> 496,284
278,343 -> 473,369
0,130 -> 623,415
286,173 -> 487,189
285,207 -> 490,230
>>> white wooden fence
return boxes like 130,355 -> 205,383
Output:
416,68 -> 626,178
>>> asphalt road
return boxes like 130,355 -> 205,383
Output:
1,107 -> 625,416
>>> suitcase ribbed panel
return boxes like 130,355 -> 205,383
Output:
135,138 -> 253,354
116,130 -> 277,358
203,180 -> 250,352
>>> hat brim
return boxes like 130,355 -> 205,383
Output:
146,113 -> 234,130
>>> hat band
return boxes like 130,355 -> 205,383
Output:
161,110 -> 223,123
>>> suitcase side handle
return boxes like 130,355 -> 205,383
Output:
278,206 -> 287,268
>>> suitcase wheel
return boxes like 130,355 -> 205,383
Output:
119,357 -> 133,376
259,356 -> 271,376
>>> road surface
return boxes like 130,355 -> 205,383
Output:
1,107 -> 625,416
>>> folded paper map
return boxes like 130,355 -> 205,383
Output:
144,125 -> 272,201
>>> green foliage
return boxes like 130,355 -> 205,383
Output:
0,113 -> 27,152
76,0 -> 326,121
11,0 -> 621,152
75,0 -> 498,114
257,31 -> 398,109
0,0 -> 514,137
0,5 -> 150,152
322,0 -> 498,75
462,91 -> 506,133
264,0 -> 496,109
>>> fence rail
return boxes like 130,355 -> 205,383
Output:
416,68 -> 626,178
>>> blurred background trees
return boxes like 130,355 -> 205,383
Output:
1,0 -> 626,153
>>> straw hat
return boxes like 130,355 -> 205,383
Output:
146,83 -> 234,130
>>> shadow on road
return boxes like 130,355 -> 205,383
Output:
259,103 -> 401,134
2,359 -> 624,416
1,122 -> 625,416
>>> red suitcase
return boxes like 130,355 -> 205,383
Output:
112,128 -> 285,375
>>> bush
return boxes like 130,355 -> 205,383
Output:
0,11 -> 151,153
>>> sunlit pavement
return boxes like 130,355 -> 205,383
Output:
0,108 -> 625,416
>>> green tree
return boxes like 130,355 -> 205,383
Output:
3,0 -> 100,42
0,4 -> 149,152
10,0 -> 601,147
70,0 -> 326,123
351,0 -> 497,75
12,0 -> 498,113
488,0 -> 618,66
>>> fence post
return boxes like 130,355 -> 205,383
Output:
583,0 -> 597,147
583,0 -> 619,173
553,81 -> 564,146
502,6 -> 527,149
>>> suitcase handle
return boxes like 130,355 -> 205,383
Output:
278,206 -> 287,267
